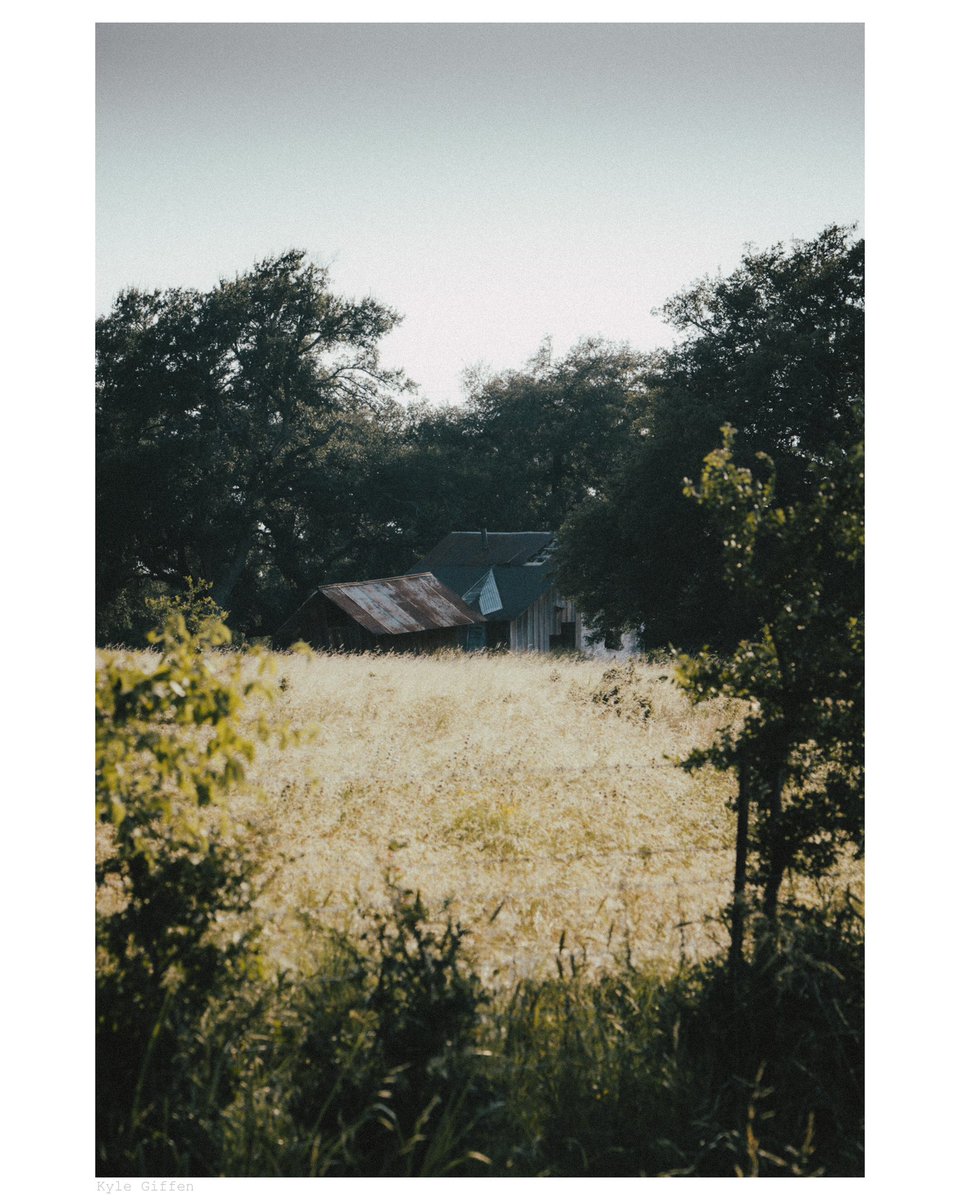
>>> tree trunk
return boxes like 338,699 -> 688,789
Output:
762,766 -> 788,923
212,534 -> 255,610
729,750 -> 752,977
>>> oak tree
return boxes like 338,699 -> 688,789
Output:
96,251 -> 406,638
558,226 -> 864,649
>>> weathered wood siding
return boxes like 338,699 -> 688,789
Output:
509,588 -> 581,652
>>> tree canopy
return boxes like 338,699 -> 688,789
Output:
557,225 -> 864,649
96,251 -> 408,638
458,337 -> 643,530
677,426 -> 863,948
97,228 -> 863,649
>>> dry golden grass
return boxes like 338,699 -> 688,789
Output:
206,648 -> 861,985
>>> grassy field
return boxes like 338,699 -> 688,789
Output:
97,640 -> 865,1176
212,647 -> 860,982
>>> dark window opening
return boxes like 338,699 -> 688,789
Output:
485,620 -> 511,650
551,621 -> 577,651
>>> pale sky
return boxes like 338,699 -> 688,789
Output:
97,22 -> 863,404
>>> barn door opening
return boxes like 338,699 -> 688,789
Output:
550,622 -> 577,651
484,620 -> 511,650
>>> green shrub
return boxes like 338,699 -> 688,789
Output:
667,896 -> 864,1177
96,613 -> 272,1174
144,576 -> 230,639
485,897 -> 863,1177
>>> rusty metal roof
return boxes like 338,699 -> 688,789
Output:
319,572 -> 482,637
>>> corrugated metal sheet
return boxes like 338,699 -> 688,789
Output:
462,568 -> 504,616
478,570 -> 503,616
320,573 -> 481,637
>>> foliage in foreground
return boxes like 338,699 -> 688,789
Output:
496,898 -> 863,1176
676,423 -> 863,964
96,606 -> 862,1177
98,875 -> 864,1177
96,612 -> 274,1173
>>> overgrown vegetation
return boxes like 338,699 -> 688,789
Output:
97,605 -> 862,1176
676,426 -> 863,965
96,610 -> 272,1173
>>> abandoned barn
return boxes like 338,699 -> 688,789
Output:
275,531 -> 584,654
406,530 -> 583,652
274,572 -> 482,652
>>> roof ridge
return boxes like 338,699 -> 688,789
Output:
322,571 -> 434,589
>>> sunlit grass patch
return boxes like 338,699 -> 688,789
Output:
101,644 -> 861,982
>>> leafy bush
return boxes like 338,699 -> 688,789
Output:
677,425 -> 863,952
96,613 -> 272,1173
144,576 -> 229,639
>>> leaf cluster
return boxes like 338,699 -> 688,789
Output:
676,425 -> 863,895
96,613 -> 273,842
96,614 -> 277,1173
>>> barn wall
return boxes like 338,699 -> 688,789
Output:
376,626 -> 472,654
510,588 -> 581,652
282,581 -> 583,655
511,589 -> 547,651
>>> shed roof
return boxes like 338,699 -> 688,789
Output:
407,532 -> 562,622
483,565 -> 557,620
319,572 -> 481,637
409,531 -> 556,572
416,562 -> 556,622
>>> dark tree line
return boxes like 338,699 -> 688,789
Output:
97,228 -> 862,648
558,224 -> 864,649
97,251 -> 415,639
